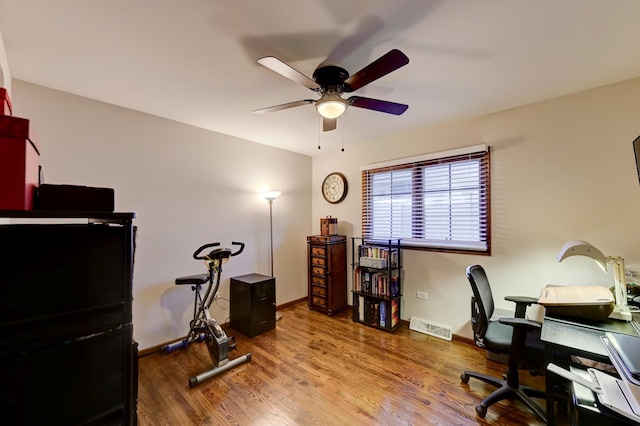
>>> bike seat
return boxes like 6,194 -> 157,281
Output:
175,273 -> 209,285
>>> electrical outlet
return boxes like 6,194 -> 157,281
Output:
416,291 -> 428,300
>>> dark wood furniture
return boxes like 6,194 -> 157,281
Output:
307,235 -> 348,315
0,210 -> 137,425
230,273 -> 276,337
351,238 -> 402,332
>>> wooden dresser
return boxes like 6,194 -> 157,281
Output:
307,235 -> 347,315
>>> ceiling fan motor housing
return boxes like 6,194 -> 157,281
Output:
312,66 -> 349,94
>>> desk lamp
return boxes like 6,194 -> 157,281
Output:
557,240 -> 631,321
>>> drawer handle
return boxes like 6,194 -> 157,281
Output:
260,297 -> 268,301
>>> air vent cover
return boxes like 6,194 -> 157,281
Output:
409,317 -> 452,341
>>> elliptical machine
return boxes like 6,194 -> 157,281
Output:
162,241 -> 251,387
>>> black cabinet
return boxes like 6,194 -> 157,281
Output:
230,273 -> 275,337
0,211 -> 136,425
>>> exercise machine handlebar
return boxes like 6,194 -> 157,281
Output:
192,241 -> 245,260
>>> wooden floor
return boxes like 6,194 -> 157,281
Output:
137,302 -> 567,426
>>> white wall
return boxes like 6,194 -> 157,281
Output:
9,76 -> 640,347
0,26 -> 10,91
11,80 -> 312,350
312,77 -> 640,339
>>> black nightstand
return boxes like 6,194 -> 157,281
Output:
230,273 -> 275,337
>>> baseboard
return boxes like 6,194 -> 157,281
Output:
452,334 -> 475,346
139,299 -> 473,357
277,296 -> 307,310
138,298 -> 308,357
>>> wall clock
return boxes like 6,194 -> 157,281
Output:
322,172 -> 348,204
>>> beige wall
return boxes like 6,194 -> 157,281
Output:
312,77 -> 640,339
11,80 -> 313,350
0,26 -> 10,91
9,76 -> 640,346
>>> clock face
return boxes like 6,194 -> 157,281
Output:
322,172 -> 348,204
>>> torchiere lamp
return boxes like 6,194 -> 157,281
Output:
557,240 -> 631,321
261,190 -> 282,321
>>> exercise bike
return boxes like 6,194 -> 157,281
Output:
162,241 -> 251,387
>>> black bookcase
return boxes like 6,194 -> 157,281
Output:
351,238 -> 402,332
0,211 -> 137,425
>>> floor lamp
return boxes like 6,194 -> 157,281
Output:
261,191 -> 282,321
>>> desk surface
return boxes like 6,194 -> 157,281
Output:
541,315 -> 638,358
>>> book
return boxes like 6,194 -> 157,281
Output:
380,302 -> 387,327
391,299 -> 399,327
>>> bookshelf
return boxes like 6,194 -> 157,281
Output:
351,238 -> 402,332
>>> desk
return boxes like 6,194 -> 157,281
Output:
541,315 -> 639,425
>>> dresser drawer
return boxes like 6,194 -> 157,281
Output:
311,256 -> 326,266
311,246 -> 326,256
311,285 -> 326,296
312,266 -> 325,276
311,275 -> 326,286
312,295 -> 326,307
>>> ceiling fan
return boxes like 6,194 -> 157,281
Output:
254,49 -> 410,131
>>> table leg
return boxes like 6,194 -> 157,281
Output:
546,344 -> 556,426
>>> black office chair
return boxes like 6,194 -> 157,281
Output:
460,264 -> 547,421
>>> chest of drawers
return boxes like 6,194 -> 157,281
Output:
307,235 -> 347,315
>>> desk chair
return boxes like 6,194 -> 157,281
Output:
460,264 -> 547,421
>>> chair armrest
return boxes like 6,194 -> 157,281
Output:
505,296 -> 539,318
498,317 -> 542,331
505,296 -> 538,305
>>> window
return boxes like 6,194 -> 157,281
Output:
361,145 -> 490,254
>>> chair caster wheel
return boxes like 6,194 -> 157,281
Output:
476,404 -> 487,418
460,373 -> 470,384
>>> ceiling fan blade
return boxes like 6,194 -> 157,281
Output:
323,117 -> 337,132
343,49 -> 409,93
254,99 -> 315,115
258,57 -> 321,91
348,96 -> 408,115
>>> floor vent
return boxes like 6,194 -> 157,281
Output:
409,317 -> 452,341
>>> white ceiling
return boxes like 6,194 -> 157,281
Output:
1,0 -> 640,156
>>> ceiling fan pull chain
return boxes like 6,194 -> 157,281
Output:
341,115 -> 345,152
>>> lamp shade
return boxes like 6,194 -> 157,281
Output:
261,191 -> 281,201
556,240 -> 607,272
316,94 -> 346,119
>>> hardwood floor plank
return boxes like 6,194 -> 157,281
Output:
137,302 -> 566,425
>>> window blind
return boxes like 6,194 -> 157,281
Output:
361,146 -> 491,253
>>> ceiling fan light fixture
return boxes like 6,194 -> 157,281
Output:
316,94 -> 346,119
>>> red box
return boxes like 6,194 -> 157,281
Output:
0,115 -> 41,210
0,87 -> 12,115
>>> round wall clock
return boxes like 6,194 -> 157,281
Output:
322,172 -> 348,204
